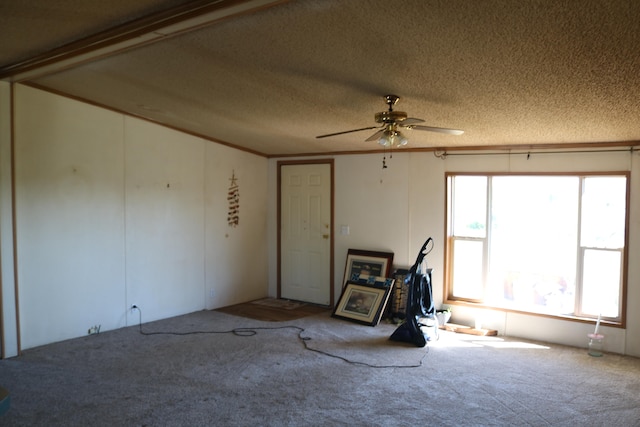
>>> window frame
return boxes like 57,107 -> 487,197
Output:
444,171 -> 630,328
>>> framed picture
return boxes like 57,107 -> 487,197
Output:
332,281 -> 393,326
350,275 -> 396,288
342,249 -> 394,288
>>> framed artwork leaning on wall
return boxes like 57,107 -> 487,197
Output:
342,249 -> 394,288
333,280 -> 394,326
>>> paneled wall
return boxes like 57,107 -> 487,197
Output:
3,83 -> 638,358
3,85 -> 268,352
268,149 -> 640,356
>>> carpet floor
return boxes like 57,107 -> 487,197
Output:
1,308 -> 639,426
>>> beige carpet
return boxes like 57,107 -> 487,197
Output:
1,309 -> 639,426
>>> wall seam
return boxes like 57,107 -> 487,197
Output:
202,140 -> 207,309
122,115 -> 129,323
10,83 -> 22,355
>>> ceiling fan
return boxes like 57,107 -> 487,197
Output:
316,94 -> 463,147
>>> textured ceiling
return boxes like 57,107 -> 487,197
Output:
2,0 -> 640,156
0,0 -> 198,67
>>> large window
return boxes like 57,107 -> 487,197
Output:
446,173 -> 628,324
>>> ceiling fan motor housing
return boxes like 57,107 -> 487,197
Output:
376,94 -> 406,124
375,110 -> 408,124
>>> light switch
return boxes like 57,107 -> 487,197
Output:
340,225 -> 350,235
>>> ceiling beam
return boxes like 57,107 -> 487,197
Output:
1,0 -> 288,82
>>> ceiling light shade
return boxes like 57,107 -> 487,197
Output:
378,130 -> 408,147
378,130 -> 392,147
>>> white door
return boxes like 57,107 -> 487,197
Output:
280,163 -> 332,305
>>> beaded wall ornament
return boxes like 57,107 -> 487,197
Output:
227,170 -> 239,227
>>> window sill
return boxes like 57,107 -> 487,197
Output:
444,299 -> 624,329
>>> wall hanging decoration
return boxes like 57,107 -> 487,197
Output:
227,170 -> 239,227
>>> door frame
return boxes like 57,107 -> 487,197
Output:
277,159 -> 334,306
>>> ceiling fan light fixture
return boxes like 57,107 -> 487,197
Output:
378,130 -> 393,147
378,130 -> 408,147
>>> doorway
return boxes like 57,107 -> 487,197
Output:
278,160 -> 333,306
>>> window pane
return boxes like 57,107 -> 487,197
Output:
452,176 -> 487,238
581,177 -> 626,249
451,239 -> 484,300
487,176 -> 578,314
582,249 -> 621,318
446,172 -> 626,322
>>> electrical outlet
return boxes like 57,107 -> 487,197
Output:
209,289 -> 215,299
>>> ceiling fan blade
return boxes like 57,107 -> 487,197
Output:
409,125 -> 464,135
365,129 -> 385,141
401,117 -> 425,125
316,126 -> 380,139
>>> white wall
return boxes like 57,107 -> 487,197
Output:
15,86 -> 127,349
3,83 -> 638,357
268,148 -> 640,356
6,85 -> 268,351
334,154 -> 413,265
0,81 -> 19,357
204,140 -> 268,308
123,119 -> 205,324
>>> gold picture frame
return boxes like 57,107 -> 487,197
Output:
332,281 -> 393,326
